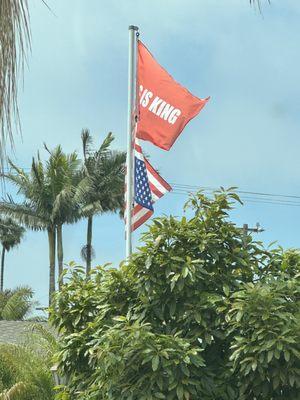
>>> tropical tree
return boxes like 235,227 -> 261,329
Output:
78,129 -> 126,274
0,147 -> 80,304
0,287 -> 34,320
0,157 -> 55,303
44,145 -> 81,288
0,218 -> 25,292
0,0 -> 30,169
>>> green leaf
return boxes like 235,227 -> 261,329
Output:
267,350 -> 274,363
152,355 -> 160,371
289,374 -> 295,387
284,350 -> 290,362
112,316 -> 127,322
194,312 -> 201,324
154,393 -> 165,399
169,301 -> 176,317
273,376 -> 280,390
236,311 -> 243,322
182,266 -> 189,278
176,384 -> 184,400
251,360 -> 257,371
223,284 -> 230,297
184,391 -> 190,400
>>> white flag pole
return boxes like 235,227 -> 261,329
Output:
126,25 -> 139,259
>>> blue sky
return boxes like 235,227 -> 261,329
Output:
3,0 -> 300,308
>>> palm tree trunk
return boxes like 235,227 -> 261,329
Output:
86,216 -> 93,275
0,246 -> 5,292
57,224 -> 64,290
48,227 -> 56,306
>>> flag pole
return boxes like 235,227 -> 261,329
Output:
126,25 -> 139,259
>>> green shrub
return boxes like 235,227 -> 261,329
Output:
228,278 -> 300,399
51,190 -> 300,399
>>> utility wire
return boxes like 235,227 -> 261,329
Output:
4,168 -> 300,201
3,167 -> 300,208
171,187 -> 300,207
172,189 -> 300,205
170,183 -> 300,201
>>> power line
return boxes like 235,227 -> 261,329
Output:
172,190 -> 300,205
4,167 -> 300,201
172,193 -> 300,206
4,167 -> 300,208
170,188 -> 300,207
170,183 -> 300,201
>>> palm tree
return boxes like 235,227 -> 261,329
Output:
0,147 -> 80,304
0,1 -> 31,169
45,145 -> 81,288
0,157 -> 57,304
78,130 -> 126,274
0,218 -> 25,292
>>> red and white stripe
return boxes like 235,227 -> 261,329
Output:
126,138 -> 172,232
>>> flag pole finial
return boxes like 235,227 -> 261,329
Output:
128,25 -> 139,31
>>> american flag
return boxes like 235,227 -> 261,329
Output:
127,138 -> 171,232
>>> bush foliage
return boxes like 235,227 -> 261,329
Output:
51,190 -> 300,399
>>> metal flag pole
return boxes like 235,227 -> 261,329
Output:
126,25 -> 139,259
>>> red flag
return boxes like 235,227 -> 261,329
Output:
137,41 -> 209,151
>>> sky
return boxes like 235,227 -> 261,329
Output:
3,0 -> 300,309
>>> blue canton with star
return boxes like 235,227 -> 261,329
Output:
134,157 -> 154,211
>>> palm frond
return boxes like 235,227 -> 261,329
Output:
81,128 -> 93,161
51,186 -> 79,223
80,200 -> 103,217
0,382 -> 29,399
0,290 -> 10,312
1,286 -> 34,320
1,174 -> 33,200
0,217 -> 25,251
7,159 -> 29,179
97,131 -> 114,156
46,145 -> 80,196
0,201 -> 46,230
4,159 -> 31,193
77,132 -> 126,218
0,0 -> 31,172
81,244 -> 95,263
0,335 -> 55,399
23,323 -> 58,359
73,175 -> 91,203
31,157 -> 45,188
